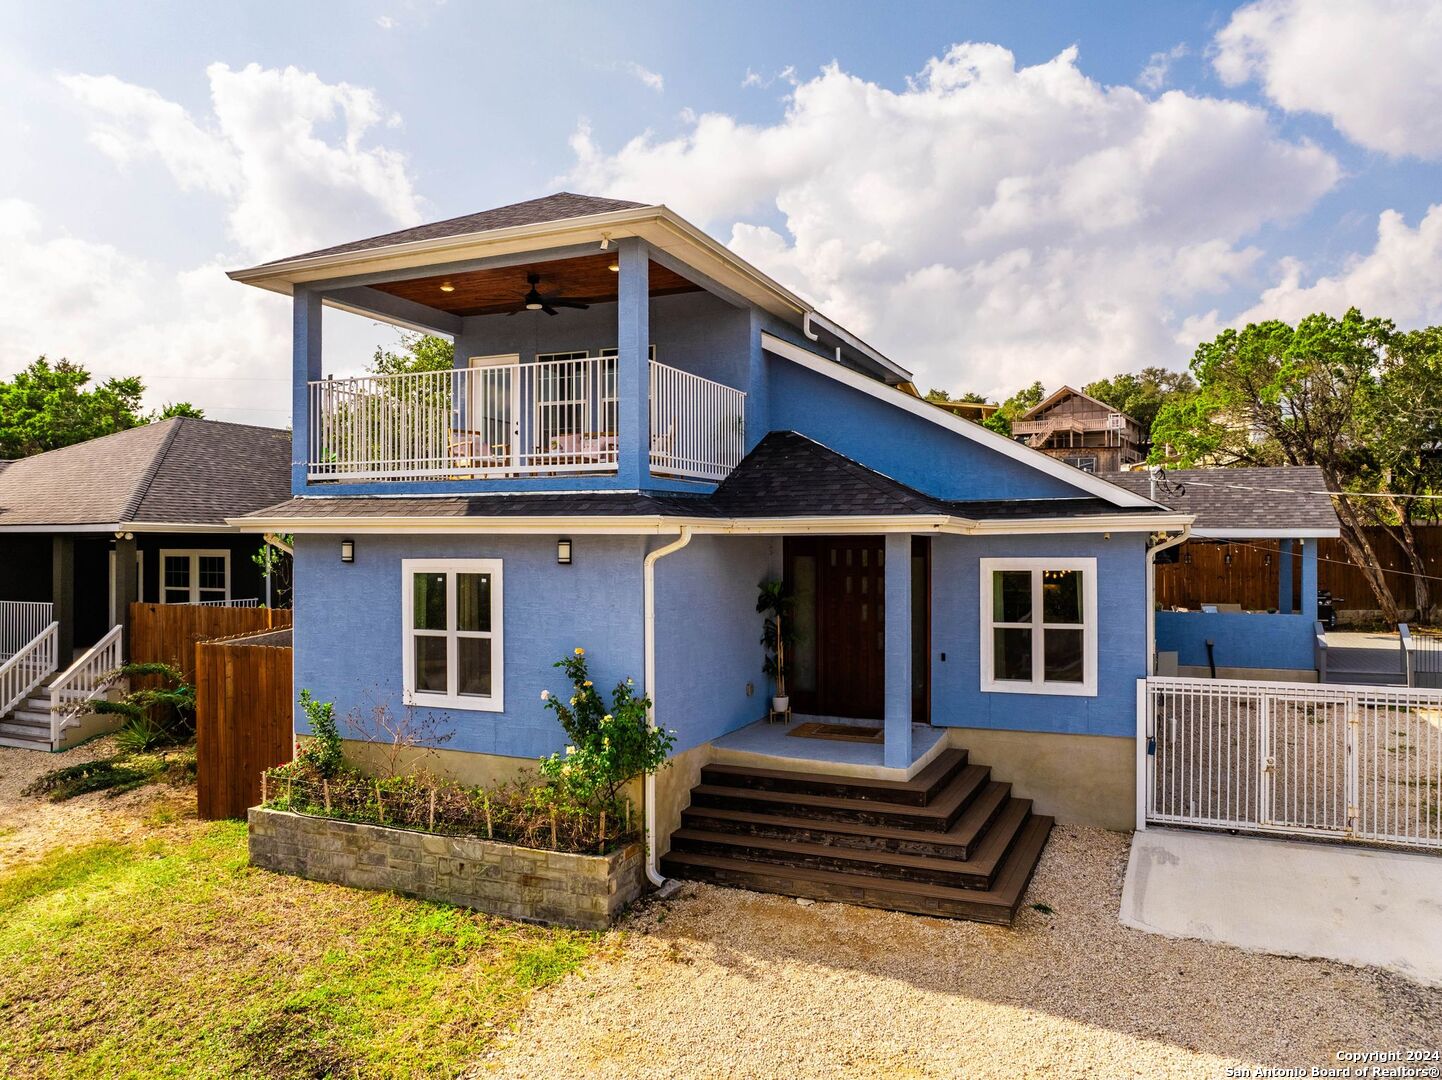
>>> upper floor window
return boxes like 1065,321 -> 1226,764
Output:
401,559 -> 504,711
979,558 -> 1096,696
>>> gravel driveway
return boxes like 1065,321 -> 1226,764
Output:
471,825 -> 1442,1079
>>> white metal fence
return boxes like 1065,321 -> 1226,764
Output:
308,358 -> 743,483
1141,675 -> 1442,850
648,361 -> 746,481
0,601 -> 54,658
192,598 -> 261,608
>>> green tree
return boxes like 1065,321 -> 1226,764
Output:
1083,366 -> 1196,441
0,357 -> 207,459
369,332 -> 455,375
985,380 -> 1045,436
1150,309 -> 1442,622
0,357 -> 145,457
150,401 -> 205,421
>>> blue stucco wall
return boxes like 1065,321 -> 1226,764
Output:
293,532 -> 649,758
929,532 -> 1148,737
1156,611 -> 1317,673
766,357 -> 1092,503
653,534 -> 780,753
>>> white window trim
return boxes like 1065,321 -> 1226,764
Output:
158,549 -> 230,605
979,557 -> 1097,697
401,558 -> 504,712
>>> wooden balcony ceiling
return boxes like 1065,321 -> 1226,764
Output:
372,252 -> 701,317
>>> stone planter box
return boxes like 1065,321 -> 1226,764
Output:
248,807 -> 646,931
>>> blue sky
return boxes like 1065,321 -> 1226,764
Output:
3,0 -> 1441,422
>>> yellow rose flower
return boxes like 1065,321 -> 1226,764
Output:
583,680 -> 593,688
574,647 -> 585,656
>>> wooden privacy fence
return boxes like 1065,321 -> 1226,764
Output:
196,628 -> 293,820
1156,526 -> 1442,613
129,602 -> 291,682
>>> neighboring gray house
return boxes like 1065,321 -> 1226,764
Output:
0,418 -> 291,749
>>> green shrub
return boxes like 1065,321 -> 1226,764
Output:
538,648 -> 674,812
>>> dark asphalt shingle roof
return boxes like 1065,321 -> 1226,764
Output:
243,431 -> 1170,525
267,193 -> 647,266
0,418 -> 292,529
1101,466 -> 1340,535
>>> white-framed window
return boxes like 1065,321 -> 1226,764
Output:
401,559 -> 504,711
1064,455 -> 1097,473
979,558 -> 1097,696
159,549 -> 230,605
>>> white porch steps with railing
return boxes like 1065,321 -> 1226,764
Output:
0,611 -> 123,752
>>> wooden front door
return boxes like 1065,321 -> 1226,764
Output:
785,537 -> 887,720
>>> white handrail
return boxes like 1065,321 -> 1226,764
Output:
0,621 -> 58,719
48,624 -> 124,746
648,361 -> 747,481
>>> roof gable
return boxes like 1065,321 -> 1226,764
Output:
0,419 -> 291,529
1021,385 -> 1136,423
268,193 -> 646,265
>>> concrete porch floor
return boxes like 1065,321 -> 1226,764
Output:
710,715 -> 948,781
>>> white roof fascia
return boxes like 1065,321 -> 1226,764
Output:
760,332 -> 1161,510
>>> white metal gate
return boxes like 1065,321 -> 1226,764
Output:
1140,676 -> 1442,850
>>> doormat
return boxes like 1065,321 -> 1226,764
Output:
787,722 -> 884,744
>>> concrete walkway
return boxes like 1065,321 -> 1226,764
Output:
1121,828 -> 1442,986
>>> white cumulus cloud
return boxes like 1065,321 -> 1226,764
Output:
1,64 -> 427,422
61,62 -> 423,260
1138,43 -> 1187,92
1213,0 -> 1442,159
1187,204 -> 1442,338
566,44 -> 1339,398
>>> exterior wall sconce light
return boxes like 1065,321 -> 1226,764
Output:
341,539 -> 355,563
557,538 -> 572,565
1224,549 -> 1232,567
113,531 -> 134,541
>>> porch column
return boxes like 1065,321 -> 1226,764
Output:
114,534 -> 138,660
1278,538 -> 1294,613
616,237 -> 650,489
51,534 -> 74,665
292,287 -> 323,494
1299,538 -> 1318,621
883,533 -> 913,769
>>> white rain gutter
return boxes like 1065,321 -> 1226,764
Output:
641,525 -> 692,887
1145,525 -> 1191,675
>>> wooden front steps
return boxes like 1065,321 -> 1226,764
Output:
660,747 -> 1053,925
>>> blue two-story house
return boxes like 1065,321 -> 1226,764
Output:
232,192 -> 1190,922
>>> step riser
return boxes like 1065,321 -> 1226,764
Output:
658,858 -> 1019,925
689,788 -> 971,830
681,810 -> 980,859
670,835 -> 1004,890
0,735 -> 53,750
699,750 -> 967,806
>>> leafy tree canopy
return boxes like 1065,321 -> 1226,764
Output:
984,380 -> 1046,436
1082,366 -> 1195,440
0,357 -> 202,459
369,333 -> 456,375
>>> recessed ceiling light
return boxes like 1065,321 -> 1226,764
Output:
439,281 -> 456,293
608,260 -> 619,272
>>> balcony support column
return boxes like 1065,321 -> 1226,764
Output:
292,287 -> 323,494
883,533 -> 914,770
616,238 -> 650,490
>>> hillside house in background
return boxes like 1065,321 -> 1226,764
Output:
1012,386 -> 1144,473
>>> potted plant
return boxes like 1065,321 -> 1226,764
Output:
757,580 -> 792,715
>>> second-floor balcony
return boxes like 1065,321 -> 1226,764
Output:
307,355 -> 746,485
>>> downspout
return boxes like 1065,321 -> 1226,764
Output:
1145,526 -> 1191,675
642,525 -> 692,887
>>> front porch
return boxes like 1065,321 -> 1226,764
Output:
711,715 -> 947,780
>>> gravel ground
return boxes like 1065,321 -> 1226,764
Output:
470,826 -> 1442,1079
0,740 -> 193,870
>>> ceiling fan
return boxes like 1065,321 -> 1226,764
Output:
509,272 -> 590,316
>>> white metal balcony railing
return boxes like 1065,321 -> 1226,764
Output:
308,357 -> 746,484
